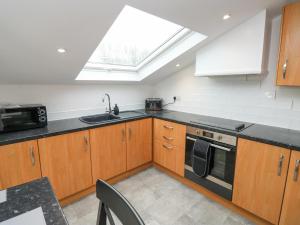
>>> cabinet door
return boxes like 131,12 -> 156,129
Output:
38,131 -> 92,200
233,139 -> 290,224
0,140 -> 41,189
126,119 -> 152,171
90,123 -> 127,182
280,151 -> 300,225
277,2 -> 300,86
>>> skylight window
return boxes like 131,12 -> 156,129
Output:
87,5 -> 184,68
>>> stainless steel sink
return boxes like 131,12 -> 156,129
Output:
79,113 -> 120,124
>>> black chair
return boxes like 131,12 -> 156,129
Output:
96,179 -> 145,225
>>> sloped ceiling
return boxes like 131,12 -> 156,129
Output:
0,0 -> 288,84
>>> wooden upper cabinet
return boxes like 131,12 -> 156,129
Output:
38,131 -> 92,200
0,140 -> 41,190
233,139 -> 290,225
90,123 -> 127,182
153,119 -> 186,176
126,119 -> 152,171
276,2 -> 300,86
280,150 -> 300,225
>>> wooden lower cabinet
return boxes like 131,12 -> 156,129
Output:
0,140 -> 41,190
90,123 -> 127,182
126,119 -> 152,171
233,139 -> 290,225
280,150 -> 300,225
38,131 -> 92,200
153,119 -> 186,176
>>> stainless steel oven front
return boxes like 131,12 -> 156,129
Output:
184,126 -> 237,200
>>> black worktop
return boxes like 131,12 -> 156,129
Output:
0,109 -> 299,151
0,111 -> 149,146
0,177 -> 68,225
150,110 -> 253,135
239,124 -> 300,151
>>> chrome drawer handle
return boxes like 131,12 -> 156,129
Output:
163,125 -> 174,130
29,146 -> 35,166
277,154 -> 284,176
162,144 -> 173,150
283,59 -> 288,79
293,160 -> 300,182
163,136 -> 174,141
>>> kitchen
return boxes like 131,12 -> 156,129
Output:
0,0 -> 300,225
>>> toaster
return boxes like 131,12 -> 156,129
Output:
145,98 -> 163,111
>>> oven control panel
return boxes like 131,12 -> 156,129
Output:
186,126 -> 237,146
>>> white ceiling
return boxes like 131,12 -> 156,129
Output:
0,0 -> 288,84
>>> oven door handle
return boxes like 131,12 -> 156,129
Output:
186,136 -> 232,152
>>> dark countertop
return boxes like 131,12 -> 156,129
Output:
239,124 -> 300,151
0,109 -> 299,151
0,111 -> 149,146
149,110 -> 253,135
0,177 -> 68,225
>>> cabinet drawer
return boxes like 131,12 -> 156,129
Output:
154,139 -> 176,172
154,119 -> 186,147
154,139 -> 185,176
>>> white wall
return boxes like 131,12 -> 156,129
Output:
154,16 -> 300,130
0,84 -> 153,121
1,15 -> 300,131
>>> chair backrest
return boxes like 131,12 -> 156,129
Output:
96,179 -> 145,225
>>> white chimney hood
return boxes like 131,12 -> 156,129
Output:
195,10 -> 267,77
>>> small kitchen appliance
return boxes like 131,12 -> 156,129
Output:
145,98 -> 163,111
0,104 -> 47,133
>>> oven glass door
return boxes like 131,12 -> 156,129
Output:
209,145 -> 235,185
185,135 -> 236,185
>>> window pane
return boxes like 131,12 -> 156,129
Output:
87,5 -> 183,67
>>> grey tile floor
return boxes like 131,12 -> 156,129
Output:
63,168 -> 255,225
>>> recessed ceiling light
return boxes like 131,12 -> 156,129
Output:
223,14 -> 231,20
57,48 -> 66,53
176,64 -> 180,67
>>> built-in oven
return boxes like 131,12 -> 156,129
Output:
185,126 -> 237,200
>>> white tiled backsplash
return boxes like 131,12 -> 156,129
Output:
0,84 -> 153,121
154,15 -> 300,131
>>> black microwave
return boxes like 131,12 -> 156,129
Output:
0,104 -> 47,133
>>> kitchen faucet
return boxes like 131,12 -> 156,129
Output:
103,93 -> 112,114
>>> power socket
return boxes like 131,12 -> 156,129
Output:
173,96 -> 180,102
